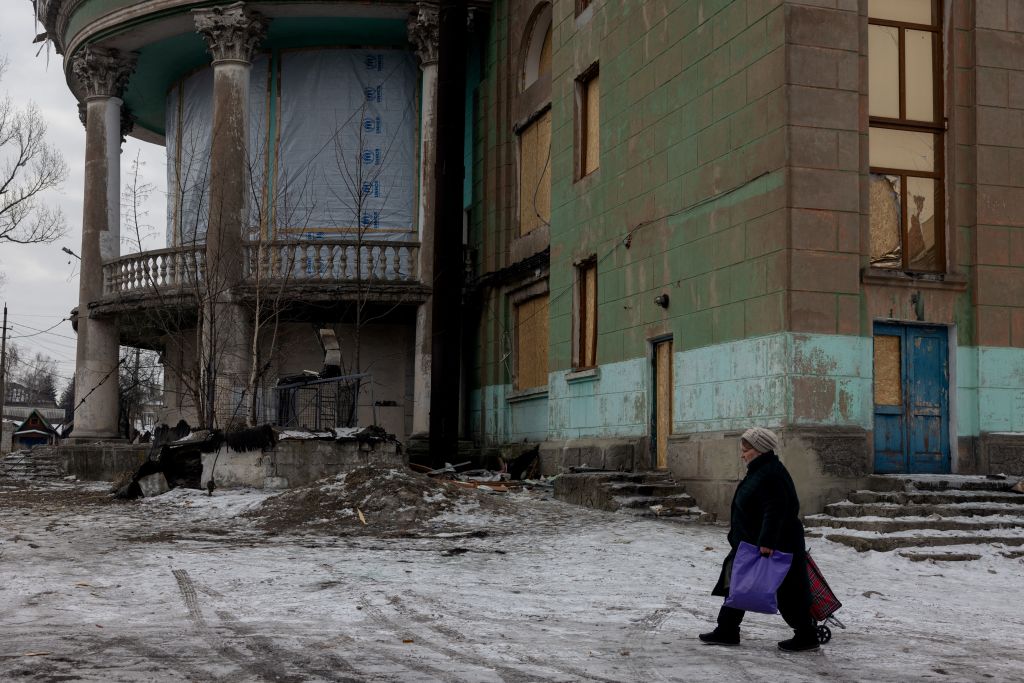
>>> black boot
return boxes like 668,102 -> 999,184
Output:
698,628 -> 740,646
777,631 -> 820,652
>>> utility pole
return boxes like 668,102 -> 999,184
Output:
428,0 -> 468,467
0,304 -> 8,452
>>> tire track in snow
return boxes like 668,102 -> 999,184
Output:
622,607 -> 674,683
358,595 -> 562,683
172,568 -> 302,682
214,610 -> 367,683
387,591 -> 628,683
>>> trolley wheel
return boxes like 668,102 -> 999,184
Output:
816,625 -> 832,644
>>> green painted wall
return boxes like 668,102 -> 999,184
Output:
546,0 -> 787,372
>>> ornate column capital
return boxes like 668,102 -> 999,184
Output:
407,3 -> 440,67
71,46 -> 137,99
193,2 -> 267,65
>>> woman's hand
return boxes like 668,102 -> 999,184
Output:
759,546 -> 774,557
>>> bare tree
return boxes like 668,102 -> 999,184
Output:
0,57 -> 69,245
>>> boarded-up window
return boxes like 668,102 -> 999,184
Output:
515,295 -> 549,390
868,2 -> 943,272
874,335 -> 902,406
575,260 -> 597,368
576,67 -> 600,179
519,111 -> 552,236
538,27 -> 552,80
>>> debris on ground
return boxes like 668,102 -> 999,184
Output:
245,465 -> 517,535
407,446 -> 552,493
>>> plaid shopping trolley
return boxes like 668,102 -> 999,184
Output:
807,550 -> 845,644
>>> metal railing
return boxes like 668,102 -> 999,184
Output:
102,239 -> 421,297
266,374 -> 366,431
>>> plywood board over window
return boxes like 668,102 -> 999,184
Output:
583,73 -> 600,176
874,335 -> 902,406
518,111 -> 552,236
515,295 -> 549,390
868,0 -> 944,273
575,260 -> 598,369
575,66 -> 600,180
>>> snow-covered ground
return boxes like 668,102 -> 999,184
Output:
1,480 -> 1022,682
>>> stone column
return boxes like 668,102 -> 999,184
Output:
69,46 -> 137,440
193,2 -> 267,428
408,3 -> 440,437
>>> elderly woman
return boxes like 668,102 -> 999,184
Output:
698,427 -> 819,652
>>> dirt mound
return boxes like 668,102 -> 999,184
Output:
245,466 -> 514,536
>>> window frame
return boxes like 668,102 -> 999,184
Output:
511,281 -> 550,391
573,257 -> 598,370
868,1 -> 946,273
574,63 -> 600,181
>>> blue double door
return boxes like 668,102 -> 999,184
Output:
873,323 -> 950,474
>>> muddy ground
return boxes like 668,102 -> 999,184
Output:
1,475 -> 1023,682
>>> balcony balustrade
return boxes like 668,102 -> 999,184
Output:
101,239 -> 422,299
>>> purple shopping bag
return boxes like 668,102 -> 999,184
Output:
723,541 -> 793,614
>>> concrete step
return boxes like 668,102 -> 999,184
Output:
631,506 -> 706,520
823,500 -> 1024,518
805,515 -> 1024,533
848,490 -> 1024,506
608,482 -> 688,497
613,493 -> 697,510
865,475 -> 1018,493
898,550 -> 983,562
818,532 -> 1024,553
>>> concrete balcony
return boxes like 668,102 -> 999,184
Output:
93,238 -> 429,318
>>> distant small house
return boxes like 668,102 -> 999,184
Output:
11,410 -> 59,450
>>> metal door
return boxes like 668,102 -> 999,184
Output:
873,323 -> 950,474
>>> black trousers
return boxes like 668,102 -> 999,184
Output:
717,552 -> 814,636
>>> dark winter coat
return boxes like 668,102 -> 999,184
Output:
712,451 -> 806,597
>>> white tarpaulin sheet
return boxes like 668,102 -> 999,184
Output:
165,57 -> 270,246
276,49 -> 417,239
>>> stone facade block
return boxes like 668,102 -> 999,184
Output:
790,250 -> 859,294
790,168 -> 859,212
786,290 -> 835,331
786,5 -> 858,52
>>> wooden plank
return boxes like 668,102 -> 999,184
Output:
874,335 -> 902,406
516,295 -> 549,389
655,340 -> 672,469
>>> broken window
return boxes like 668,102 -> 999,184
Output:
518,111 -> 552,236
868,1 -> 944,272
515,294 -> 549,390
576,66 -> 600,179
574,259 -> 598,369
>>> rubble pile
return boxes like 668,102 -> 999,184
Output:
245,465 -> 516,535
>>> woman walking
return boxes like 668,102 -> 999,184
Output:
698,427 -> 820,652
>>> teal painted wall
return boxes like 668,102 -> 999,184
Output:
470,386 -> 549,446
548,359 -> 649,440
470,325 -> 1024,445
977,347 -> 1024,433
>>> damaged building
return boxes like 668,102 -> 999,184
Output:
35,0 -> 1024,516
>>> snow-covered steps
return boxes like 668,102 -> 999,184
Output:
553,471 -> 710,520
805,474 -> 1024,555
0,449 -> 65,481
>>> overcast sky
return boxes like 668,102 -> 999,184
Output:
1,10 -> 165,392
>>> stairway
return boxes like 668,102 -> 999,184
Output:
554,470 -> 711,520
805,474 -> 1024,559
0,447 -> 65,481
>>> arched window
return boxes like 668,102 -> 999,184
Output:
521,4 -> 552,91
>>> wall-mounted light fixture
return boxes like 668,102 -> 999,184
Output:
655,293 -> 670,309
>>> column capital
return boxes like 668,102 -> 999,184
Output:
407,3 -> 440,67
193,2 -> 267,65
71,46 -> 137,99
